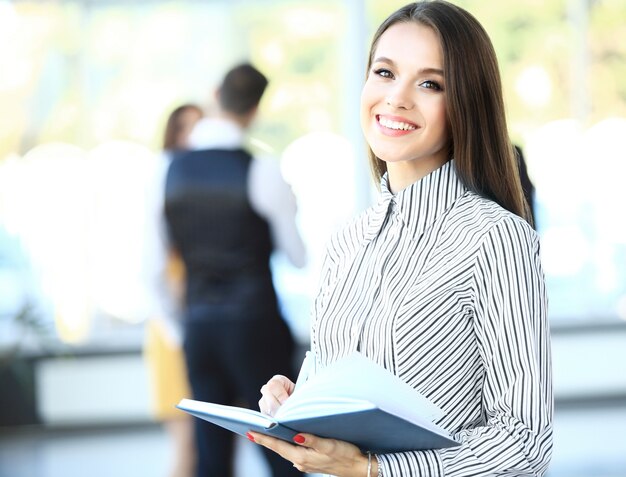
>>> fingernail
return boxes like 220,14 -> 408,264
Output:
246,432 -> 255,442
293,434 -> 305,444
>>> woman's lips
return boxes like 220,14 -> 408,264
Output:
376,114 -> 419,136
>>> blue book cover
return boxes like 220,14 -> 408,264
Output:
176,352 -> 459,453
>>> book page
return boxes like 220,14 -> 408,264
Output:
276,396 -> 376,422
276,352 -> 445,432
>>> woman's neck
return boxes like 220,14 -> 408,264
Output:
386,157 -> 449,194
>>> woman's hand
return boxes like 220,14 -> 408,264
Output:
258,375 -> 295,416
247,432 -> 375,477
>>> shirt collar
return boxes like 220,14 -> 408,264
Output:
365,160 -> 467,242
188,117 -> 244,150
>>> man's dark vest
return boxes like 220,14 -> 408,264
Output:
164,148 -> 276,315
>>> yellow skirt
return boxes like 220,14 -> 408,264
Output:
144,319 -> 191,420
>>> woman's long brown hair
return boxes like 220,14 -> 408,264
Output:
366,0 -> 531,223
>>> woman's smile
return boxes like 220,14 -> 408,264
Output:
376,114 -> 419,136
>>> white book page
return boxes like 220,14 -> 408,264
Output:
275,353 -> 446,433
277,396 -> 375,422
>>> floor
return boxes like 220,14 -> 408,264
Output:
0,422 -> 275,477
1,404 -> 625,477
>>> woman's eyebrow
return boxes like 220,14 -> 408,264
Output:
372,57 -> 444,76
418,67 -> 444,77
372,56 -> 395,65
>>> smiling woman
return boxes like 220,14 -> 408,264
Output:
360,22 -> 449,192
253,2 -> 552,476
364,4 -> 529,223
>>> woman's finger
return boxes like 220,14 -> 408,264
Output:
258,391 -> 282,416
266,374 -> 295,403
248,432 -> 305,466
290,433 -> 342,457
259,375 -> 295,416
249,431 -> 367,476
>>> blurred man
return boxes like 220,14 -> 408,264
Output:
164,63 -> 305,477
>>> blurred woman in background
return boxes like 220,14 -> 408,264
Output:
144,103 -> 203,477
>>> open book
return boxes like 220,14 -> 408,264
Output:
176,352 -> 459,453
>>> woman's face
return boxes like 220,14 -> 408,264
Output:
360,21 -> 450,186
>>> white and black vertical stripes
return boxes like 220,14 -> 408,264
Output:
310,160 -> 553,476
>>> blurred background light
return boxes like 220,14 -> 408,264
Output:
515,65 -> 552,108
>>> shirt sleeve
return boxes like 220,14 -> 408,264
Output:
248,156 -> 307,268
376,217 -> 553,476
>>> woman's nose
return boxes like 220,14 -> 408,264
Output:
385,84 -> 414,110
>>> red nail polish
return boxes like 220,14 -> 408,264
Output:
293,434 -> 305,444
246,432 -> 255,442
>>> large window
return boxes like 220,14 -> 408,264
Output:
0,0 -> 625,348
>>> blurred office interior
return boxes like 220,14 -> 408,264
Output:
0,0 -> 625,476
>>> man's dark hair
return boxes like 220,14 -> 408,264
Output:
218,63 -> 268,115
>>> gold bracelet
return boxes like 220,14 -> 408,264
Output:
367,451 -> 372,477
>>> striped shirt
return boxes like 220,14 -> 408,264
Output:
311,160 -> 553,476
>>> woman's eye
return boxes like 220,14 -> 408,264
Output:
420,80 -> 443,91
374,68 -> 394,79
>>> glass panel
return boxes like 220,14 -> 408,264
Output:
0,0 -> 625,348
